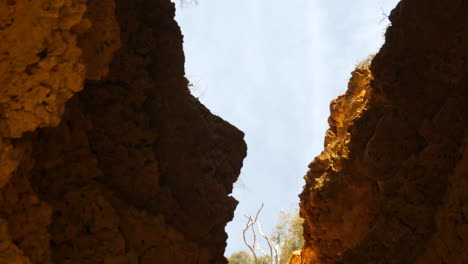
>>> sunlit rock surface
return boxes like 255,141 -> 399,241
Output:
288,249 -> 302,264
0,0 -> 246,263
300,0 -> 467,263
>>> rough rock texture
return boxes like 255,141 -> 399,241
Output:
0,0 -> 246,264
288,250 -> 302,264
300,0 -> 467,263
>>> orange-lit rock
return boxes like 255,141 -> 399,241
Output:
0,0 -> 246,263
288,249 -> 302,264
300,0 -> 467,263
0,0 -> 87,139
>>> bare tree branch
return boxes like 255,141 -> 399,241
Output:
243,215 -> 257,263
243,203 -> 264,263
274,244 -> 280,264
258,220 -> 281,264
379,7 -> 389,24
256,243 -> 269,257
258,221 -> 274,261
242,203 -> 287,264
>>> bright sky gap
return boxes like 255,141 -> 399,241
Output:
172,0 -> 400,256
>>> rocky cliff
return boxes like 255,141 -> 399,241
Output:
300,0 -> 467,263
0,0 -> 246,263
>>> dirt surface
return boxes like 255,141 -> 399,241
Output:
300,0 -> 468,263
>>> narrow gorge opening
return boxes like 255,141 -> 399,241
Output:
0,0 -> 466,263
172,0 -> 399,260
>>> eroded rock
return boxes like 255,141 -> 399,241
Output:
300,0 -> 468,263
0,0 -> 246,263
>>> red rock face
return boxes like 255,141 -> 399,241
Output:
0,0 -> 246,263
300,0 -> 467,263
1,0 -> 466,263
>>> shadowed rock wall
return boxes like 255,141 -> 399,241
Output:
300,0 -> 467,263
0,0 -> 246,263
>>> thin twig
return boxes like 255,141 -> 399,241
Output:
379,7 -> 389,24
243,216 -> 257,263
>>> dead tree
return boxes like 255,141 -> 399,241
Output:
242,203 -> 280,264
258,221 -> 280,264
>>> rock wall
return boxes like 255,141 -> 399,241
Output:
0,0 -> 246,263
300,0 -> 467,263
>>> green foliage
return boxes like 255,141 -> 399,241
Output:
227,251 -> 253,264
227,251 -> 271,264
258,255 -> 272,264
271,208 -> 304,264
228,207 -> 303,264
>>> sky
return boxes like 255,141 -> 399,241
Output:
172,0 -> 400,256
